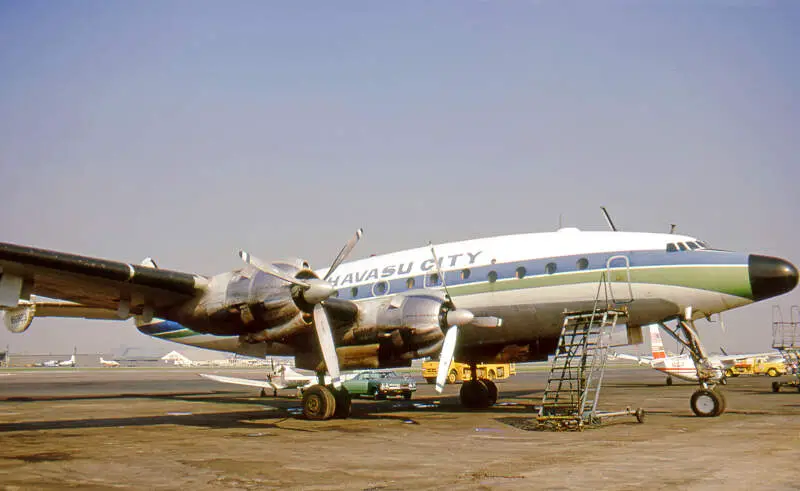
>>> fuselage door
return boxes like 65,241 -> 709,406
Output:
605,255 -> 634,305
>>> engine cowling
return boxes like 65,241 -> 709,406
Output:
4,303 -> 35,333
341,292 -> 449,361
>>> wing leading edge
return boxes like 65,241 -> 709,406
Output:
0,242 -> 205,312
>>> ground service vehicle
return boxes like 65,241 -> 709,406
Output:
422,360 -> 516,384
724,357 -> 787,377
341,370 -> 417,400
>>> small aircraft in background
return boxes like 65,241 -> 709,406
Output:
35,353 -> 77,368
611,324 -> 776,385
100,356 -> 120,367
200,364 -> 354,397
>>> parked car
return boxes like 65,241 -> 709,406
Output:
342,370 -> 417,400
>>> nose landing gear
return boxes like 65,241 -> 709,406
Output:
658,311 -> 728,417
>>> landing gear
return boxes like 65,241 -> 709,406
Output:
458,364 -> 499,409
659,312 -> 727,417
690,388 -> 726,417
460,380 -> 490,409
666,376 -> 673,386
302,384 -> 336,420
301,371 -> 352,420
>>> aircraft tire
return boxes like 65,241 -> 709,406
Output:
460,380 -> 490,409
690,388 -> 724,417
302,384 -> 336,420
666,376 -> 673,386
332,388 -> 352,419
479,378 -> 498,406
772,381 -> 781,393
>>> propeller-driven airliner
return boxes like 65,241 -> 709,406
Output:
1,218 -> 797,419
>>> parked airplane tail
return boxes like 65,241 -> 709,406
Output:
649,324 -> 667,359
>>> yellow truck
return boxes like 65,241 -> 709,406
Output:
422,360 -> 516,384
724,356 -> 787,377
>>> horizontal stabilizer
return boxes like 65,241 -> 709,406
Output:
199,373 -> 283,390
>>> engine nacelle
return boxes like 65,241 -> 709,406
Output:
4,302 -> 35,333
341,292 -> 448,360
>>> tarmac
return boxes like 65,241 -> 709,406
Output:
1,367 -> 799,490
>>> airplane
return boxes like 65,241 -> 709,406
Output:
36,353 -> 76,368
1,217 -> 797,419
200,363 -> 346,397
100,356 -> 120,367
611,324 -> 778,386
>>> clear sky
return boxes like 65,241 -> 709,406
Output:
0,1 -> 798,356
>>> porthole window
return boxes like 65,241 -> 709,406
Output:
406,277 -> 416,289
488,271 -> 498,283
666,243 -> 677,252
515,266 -> 526,279
576,258 -> 589,270
677,242 -> 688,251
461,268 -> 471,280
545,262 -> 557,274
350,287 -> 358,297
428,273 -> 440,286
373,281 -> 388,296
332,290 -> 340,298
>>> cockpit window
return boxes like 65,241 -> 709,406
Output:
677,242 -> 688,251
696,241 -> 708,249
686,241 -> 699,250
666,243 -> 677,252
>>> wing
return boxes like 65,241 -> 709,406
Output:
0,242 -> 206,312
199,373 -> 282,390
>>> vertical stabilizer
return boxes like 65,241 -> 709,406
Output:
649,324 -> 667,359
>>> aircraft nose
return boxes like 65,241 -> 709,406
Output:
749,255 -> 799,301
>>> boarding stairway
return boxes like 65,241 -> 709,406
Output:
771,306 -> 800,392
537,307 -> 628,429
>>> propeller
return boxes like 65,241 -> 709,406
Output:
238,228 -> 364,389
428,242 -> 502,394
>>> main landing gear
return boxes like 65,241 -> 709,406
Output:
658,310 -> 728,417
459,363 -> 498,409
301,372 -> 352,421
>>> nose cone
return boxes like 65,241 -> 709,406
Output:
749,255 -> 799,301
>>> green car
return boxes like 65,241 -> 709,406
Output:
342,370 -> 417,400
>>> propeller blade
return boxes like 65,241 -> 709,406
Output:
470,316 -> 503,328
428,242 -> 453,305
435,326 -> 458,394
238,250 -> 310,288
313,304 -> 342,388
324,228 -> 364,281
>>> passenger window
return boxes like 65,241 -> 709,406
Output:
666,243 -> 677,252
350,287 -> 358,297
687,242 -> 699,250
461,268 -> 471,280
406,277 -> 416,289
678,243 -> 688,251
545,262 -> 557,274
332,290 -> 340,298
487,271 -> 498,283
576,258 -> 589,270
428,273 -> 440,286
373,281 -> 388,296
515,266 -> 526,279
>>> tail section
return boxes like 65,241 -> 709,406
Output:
649,324 -> 667,359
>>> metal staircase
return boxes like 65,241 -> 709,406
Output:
537,308 -> 627,429
771,306 -> 800,392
